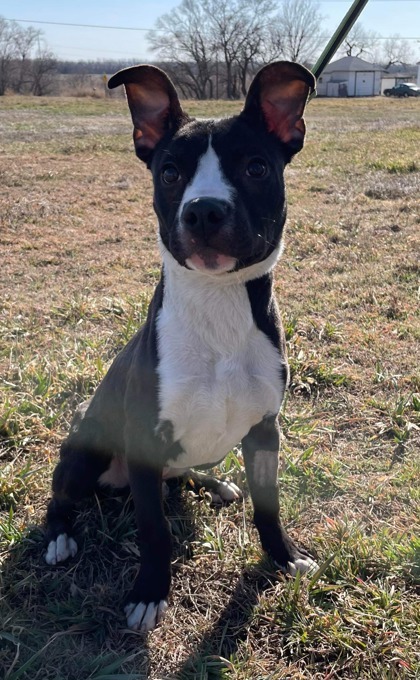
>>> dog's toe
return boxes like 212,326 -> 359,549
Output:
209,480 -> 242,505
286,556 -> 318,576
218,480 -> 242,501
45,533 -> 78,565
125,600 -> 168,632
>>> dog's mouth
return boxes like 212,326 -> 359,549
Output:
185,248 -> 237,274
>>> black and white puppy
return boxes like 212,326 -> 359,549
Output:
44,61 -> 318,632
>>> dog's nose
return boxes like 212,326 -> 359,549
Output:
181,198 -> 231,239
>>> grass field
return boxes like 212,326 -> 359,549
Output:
0,94 -> 419,679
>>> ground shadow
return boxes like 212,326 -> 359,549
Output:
1,483 -> 288,679
0,482 -> 200,679
172,558 -> 280,680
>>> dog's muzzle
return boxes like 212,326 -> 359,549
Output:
180,197 -> 236,274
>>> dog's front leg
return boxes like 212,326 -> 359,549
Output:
124,455 -> 172,632
242,415 -> 318,576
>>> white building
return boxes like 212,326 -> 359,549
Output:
316,56 -> 386,97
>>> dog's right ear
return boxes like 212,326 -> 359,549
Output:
108,65 -> 188,163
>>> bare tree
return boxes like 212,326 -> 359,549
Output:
148,0 -> 215,99
0,16 -> 56,95
14,25 -> 41,92
148,0 -> 280,99
341,23 -> 379,59
148,0 -> 327,99
381,34 -> 415,69
271,0 -> 328,64
0,17 -> 17,95
30,45 -> 57,95
235,26 -> 265,96
204,0 -> 276,99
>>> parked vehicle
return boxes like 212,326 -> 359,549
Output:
383,83 -> 420,98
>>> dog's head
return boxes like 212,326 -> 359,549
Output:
109,62 -> 315,278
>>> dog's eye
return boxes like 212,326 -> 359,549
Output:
246,159 -> 267,178
161,165 -> 180,184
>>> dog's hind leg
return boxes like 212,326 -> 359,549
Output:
44,401 -> 114,565
242,414 -> 318,576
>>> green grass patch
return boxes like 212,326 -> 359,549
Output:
369,159 -> 419,174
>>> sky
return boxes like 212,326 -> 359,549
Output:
2,0 -> 420,62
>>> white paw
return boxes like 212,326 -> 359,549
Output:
209,480 -> 242,504
124,600 -> 168,632
45,533 -> 78,565
287,556 -> 319,576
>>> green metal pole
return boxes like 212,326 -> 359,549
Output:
311,0 -> 370,90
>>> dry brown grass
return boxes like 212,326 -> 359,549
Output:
1,95 -> 419,679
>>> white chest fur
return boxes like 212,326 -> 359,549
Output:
156,250 -> 285,469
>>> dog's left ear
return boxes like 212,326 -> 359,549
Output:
242,61 -> 315,155
108,65 -> 188,163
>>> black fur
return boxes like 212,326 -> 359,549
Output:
44,61 -> 317,631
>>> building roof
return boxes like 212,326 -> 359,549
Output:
322,56 -> 385,73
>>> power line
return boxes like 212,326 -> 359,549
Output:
6,18 -> 155,32
5,17 -> 420,40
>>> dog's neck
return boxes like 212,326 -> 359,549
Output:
159,240 -> 281,353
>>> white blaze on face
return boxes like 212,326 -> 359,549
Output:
178,137 -> 236,274
178,137 -> 234,216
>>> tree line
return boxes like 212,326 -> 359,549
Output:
0,17 -> 56,95
147,0 -> 328,99
1,3 -> 417,99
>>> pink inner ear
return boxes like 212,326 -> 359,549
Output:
133,111 -> 169,150
126,83 -> 171,151
133,121 -> 167,149
261,100 -> 300,144
260,80 -> 308,145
